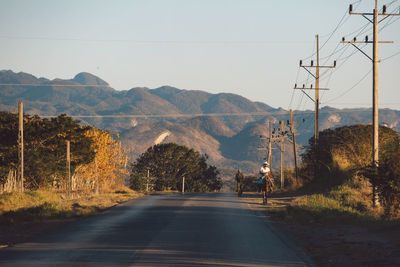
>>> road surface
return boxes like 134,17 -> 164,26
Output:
0,193 -> 311,266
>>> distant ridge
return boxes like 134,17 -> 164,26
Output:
1,70 -> 399,176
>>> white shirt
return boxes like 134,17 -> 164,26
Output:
260,166 -> 270,175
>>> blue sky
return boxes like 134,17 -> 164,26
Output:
0,0 -> 399,110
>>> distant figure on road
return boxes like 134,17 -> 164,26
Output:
235,169 -> 244,197
259,161 -> 274,204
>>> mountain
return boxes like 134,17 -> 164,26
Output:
1,70 -> 400,183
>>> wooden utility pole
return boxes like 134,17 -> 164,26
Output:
95,156 -> 99,195
66,140 -> 71,196
18,101 -> 24,192
315,35 -> 320,146
280,120 -> 285,189
295,35 -> 335,180
146,168 -> 150,192
290,109 -> 299,184
343,0 -> 398,206
268,120 -> 272,166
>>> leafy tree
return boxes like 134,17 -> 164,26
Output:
362,136 -> 400,218
73,128 -> 128,192
301,124 -> 399,188
130,143 -> 222,192
0,112 -> 94,189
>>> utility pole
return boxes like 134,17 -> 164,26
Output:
268,121 -> 272,166
66,140 -> 71,197
18,101 -> 24,192
95,155 -> 99,195
280,120 -> 285,189
290,109 -> 299,184
342,1 -> 398,206
146,168 -> 150,192
182,176 -> 185,194
295,35 -> 336,179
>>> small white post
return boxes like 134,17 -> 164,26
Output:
182,176 -> 185,194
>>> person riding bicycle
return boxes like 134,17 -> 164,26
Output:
259,161 -> 273,182
259,161 -> 274,203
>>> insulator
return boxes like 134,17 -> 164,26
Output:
295,83 -> 297,88
342,37 -> 345,42
303,84 -> 305,89
311,84 -> 313,89
365,36 -> 368,42
334,60 -> 337,67
311,60 -> 314,66
299,60 -> 303,67
353,37 -> 357,42
287,120 -> 290,125
349,4 -> 353,14
383,5 -> 387,14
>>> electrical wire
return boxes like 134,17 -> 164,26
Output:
0,83 -> 111,87
0,35 -> 312,45
323,68 -> 372,104
302,0 -> 363,61
381,49 -> 400,61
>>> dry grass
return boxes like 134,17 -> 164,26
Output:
0,187 -> 143,223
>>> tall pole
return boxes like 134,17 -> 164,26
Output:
344,0 -> 399,207
66,140 -> 71,196
290,109 -> 298,185
95,155 -> 99,195
268,120 -> 272,166
372,0 -> 379,207
373,0 -> 379,168
315,35 -> 320,148
280,120 -> 285,189
18,101 -> 24,192
146,168 -> 150,192
296,35 -> 335,181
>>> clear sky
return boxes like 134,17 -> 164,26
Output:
0,0 -> 399,111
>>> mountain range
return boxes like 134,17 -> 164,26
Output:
1,70 -> 399,184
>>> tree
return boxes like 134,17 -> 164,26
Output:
0,112 -> 94,189
130,143 -> 222,192
362,136 -> 400,218
73,129 -> 128,192
301,124 -> 399,187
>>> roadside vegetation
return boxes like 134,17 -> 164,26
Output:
0,112 -> 222,229
0,188 -> 142,223
0,112 -> 139,229
130,143 -> 222,192
270,124 -> 400,224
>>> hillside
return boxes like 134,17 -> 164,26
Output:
1,70 -> 400,181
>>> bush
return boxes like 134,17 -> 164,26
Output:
364,149 -> 400,219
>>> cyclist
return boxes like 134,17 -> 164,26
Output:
259,161 -> 274,204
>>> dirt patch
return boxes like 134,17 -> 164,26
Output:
240,192 -> 400,266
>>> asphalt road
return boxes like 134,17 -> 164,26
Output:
0,193 -> 310,266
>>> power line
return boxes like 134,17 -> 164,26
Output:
324,68 -> 372,104
381,49 -> 400,61
0,83 -> 111,87
0,35 -> 312,45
